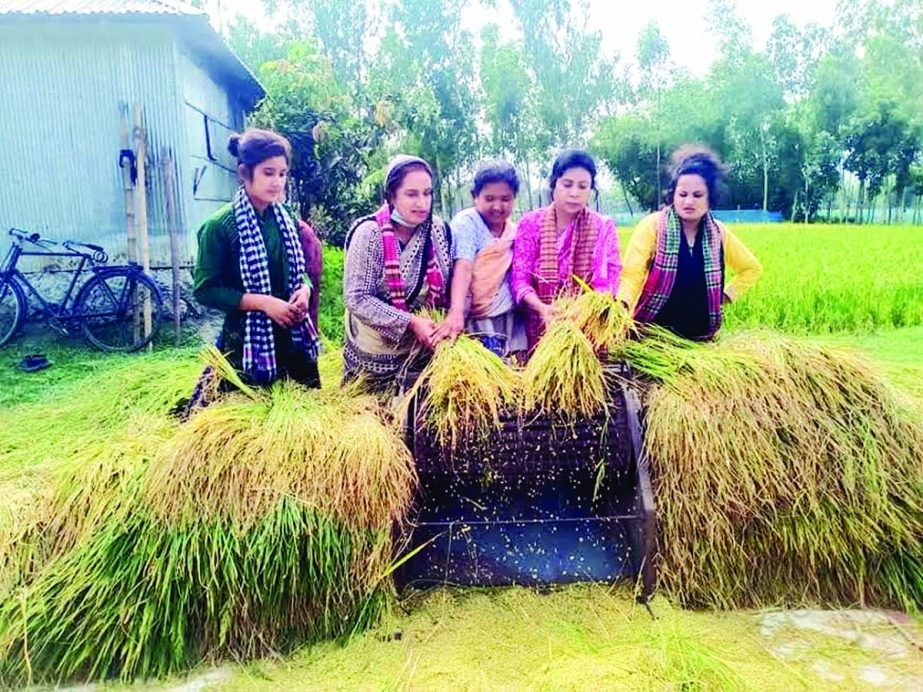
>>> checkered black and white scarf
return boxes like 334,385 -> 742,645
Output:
233,186 -> 318,384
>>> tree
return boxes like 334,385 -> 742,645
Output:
253,40 -> 382,244
509,0 -> 622,154
367,0 -> 479,216
636,22 -> 671,204
709,51 -> 785,210
842,101 -> 914,223
767,16 -> 830,101
305,0 -> 369,89
798,130 -> 841,222
479,25 -> 540,206
593,114 -> 664,212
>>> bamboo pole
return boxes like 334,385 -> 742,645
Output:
120,102 -> 143,342
134,104 -> 152,343
119,103 -> 137,263
163,147 -> 181,345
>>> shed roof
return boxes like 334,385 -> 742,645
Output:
0,1 -> 201,18
0,0 -> 264,107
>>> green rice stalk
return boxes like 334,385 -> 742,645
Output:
522,320 -> 607,419
0,363 -> 415,684
0,503 -> 389,685
0,414 -> 169,598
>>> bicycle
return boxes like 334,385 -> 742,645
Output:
0,228 -> 164,351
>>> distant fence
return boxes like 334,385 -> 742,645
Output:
711,210 -> 784,224
606,209 -> 785,227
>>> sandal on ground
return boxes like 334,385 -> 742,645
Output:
18,354 -> 52,373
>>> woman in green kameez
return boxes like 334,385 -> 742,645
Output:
188,128 -> 320,411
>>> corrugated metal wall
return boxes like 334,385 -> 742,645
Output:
178,47 -> 246,245
0,19 -> 248,267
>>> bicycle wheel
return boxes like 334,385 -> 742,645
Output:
0,278 -> 26,348
76,270 -> 164,352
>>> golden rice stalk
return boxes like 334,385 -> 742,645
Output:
404,334 -> 520,450
143,381 -> 416,533
522,320 -> 607,419
643,330 -> 923,609
200,344 -> 260,399
559,289 -> 634,352
317,347 -> 345,387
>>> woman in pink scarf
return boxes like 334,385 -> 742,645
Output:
342,155 -> 451,390
511,149 -> 622,350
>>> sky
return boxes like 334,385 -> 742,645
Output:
218,0 -> 843,75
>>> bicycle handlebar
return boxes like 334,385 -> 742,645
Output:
7,229 -> 109,262
9,228 -> 41,244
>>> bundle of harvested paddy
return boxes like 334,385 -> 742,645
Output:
639,330 -> 923,609
522,320 -> 607,419
559,288 -> 634,353
404,335 -> 520,450
0,378 -> 416,685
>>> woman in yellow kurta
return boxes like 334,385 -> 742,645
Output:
617,146 -> 762,340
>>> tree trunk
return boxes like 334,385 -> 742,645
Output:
655,141 -> 661,211
435,157 -> 448,219
524,158 -> 534,211
622,182 -> 634,216
855,180 -> 864,224
761,128 -> 769,212
803,175 -> 810,224
887,185 -> 893,224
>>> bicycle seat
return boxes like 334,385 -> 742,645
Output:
63,240 -> 105,253
63,240 -> 108,263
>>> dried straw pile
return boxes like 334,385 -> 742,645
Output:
0,355 -> 415,685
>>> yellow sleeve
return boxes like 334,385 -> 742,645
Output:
721,225 -> 762,302
616,214 -> 658,310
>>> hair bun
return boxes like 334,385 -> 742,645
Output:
227,133 -> 241,159
670,145 -> 722,177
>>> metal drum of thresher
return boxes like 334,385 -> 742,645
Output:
395,363 -> 656,600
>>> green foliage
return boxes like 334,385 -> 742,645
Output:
252,40 -> 382,243
318,245 -> 344,347
227,0 -> 923,233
